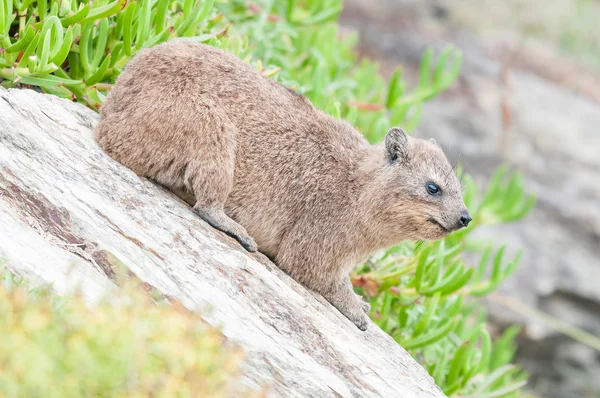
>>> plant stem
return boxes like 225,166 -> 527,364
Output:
19,14 -> 26,34
93,83 -> 113,91
0,67 -> 31,79
490,292 -> 600,352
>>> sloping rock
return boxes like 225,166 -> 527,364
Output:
0,86 -> 445,398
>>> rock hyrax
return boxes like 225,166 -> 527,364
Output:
95,40 -> 471,331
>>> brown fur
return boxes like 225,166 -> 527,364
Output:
95,40 -> 470,330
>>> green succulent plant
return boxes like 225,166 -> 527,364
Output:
0,0 -> 221,108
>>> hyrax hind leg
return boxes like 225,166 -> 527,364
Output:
182,99 -> 257,252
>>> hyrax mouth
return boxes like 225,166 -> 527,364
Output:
427,218 -> 450,233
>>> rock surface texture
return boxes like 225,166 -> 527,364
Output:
0,86 -> 446,398
341,1 -> 600,397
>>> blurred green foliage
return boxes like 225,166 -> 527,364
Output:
0,267 -> 247,398
554,0 -> 600,68
0,0 -> 536,396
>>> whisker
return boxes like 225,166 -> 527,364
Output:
452,153 -> 463,172
459,166 -> 471,191
446,153 -> 463,180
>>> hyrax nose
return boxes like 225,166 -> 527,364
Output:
458,210 -> 472,228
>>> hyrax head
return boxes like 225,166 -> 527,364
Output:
375,127 -> 471,241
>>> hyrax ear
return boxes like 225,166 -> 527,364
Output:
385,127 -> 409,162
429,137 -> 441,148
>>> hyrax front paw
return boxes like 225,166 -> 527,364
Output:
345,309 -> 369,331
324,281 -> 372,331
335,301 -> 370,331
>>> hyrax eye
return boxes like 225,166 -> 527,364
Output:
426,182 -> 441,196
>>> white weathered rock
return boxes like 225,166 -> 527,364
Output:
0,87 -> 445,398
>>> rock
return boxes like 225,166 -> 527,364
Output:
340,2 -> 600,397
0,86 -> 446,398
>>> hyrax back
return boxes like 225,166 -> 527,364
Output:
96,40 -> 470,331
